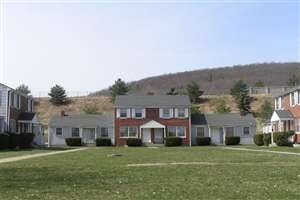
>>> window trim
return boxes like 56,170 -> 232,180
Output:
56,128 -> 63,136
100,127 -> 109,137
120,126 -> 138,138
177,108 -> 186,118
196,127 -> 205,137
134,108 -> 143,119
119,108 -> 128,118
161,108 -> 173,119
167,126 -> 186,138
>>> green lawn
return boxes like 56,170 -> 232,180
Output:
0,147 -> 300,200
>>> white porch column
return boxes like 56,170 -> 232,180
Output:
208,127 -> 211,137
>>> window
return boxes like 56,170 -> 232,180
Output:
120,126 -> 137,138
225,127 -> 234,137
120,108 -> 128,118
196,127 -> 205,137
162,108 -> 172,118
291,93 -> 295,106
243,127 -> 250,135
177,108 -> 186,118
167,126 -> 186,138
101,127 -> 109,137
56,128 -> 62,136
167,126 -> 176,137
134,108 -> 143,118
72,128 -> 80,137
275,97 -> 282,110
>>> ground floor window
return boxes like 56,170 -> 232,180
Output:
196,127 -> 205,137
167,126 -> 186,138
56,128 -> 62,136
120,126 -> 138,138
72,128 -> 80,137
243,127 -> 250,135
225,127 -> 234,137
101,127 -> 109,137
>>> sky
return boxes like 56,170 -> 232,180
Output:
0,0 -> 299,96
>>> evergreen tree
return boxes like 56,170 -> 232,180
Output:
186,81 -> 203,103
230,80 -> 252,115
48,85 -> 69,105
215,99 -> 231,113
287,74 -> 300,87
166,88 -> 178,95
259,100 -> 273,123
109,78 -> 130,102
15,84 -> 31,95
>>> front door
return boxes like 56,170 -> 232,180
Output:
219,128 -> 224,144
82,128 -> 96,144
142,128 -> 151,143
153,128 -> 163,144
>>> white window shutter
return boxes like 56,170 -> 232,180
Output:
279,97 -> 282,109
294,91 -> 298,105
185,108 -> 189,118
132,108 -> 135,118
159,108 -> 163,118
290,93 -> 292,106
170,108 -> 174,118
116,109 -> 120,118
142,109 -> 146,118
174,108 -> 178,118
127,109 -> 131,118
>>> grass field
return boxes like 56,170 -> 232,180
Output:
0,149 -> 56,159
0,147 -> 299,200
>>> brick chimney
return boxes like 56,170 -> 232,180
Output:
60,110 -> 66,117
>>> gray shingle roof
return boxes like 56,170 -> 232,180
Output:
192,113 -> 256,127
115,95 -> 191,107
49,114 -> 113,128
275,110 -> 293,119
275,85 -> 300,97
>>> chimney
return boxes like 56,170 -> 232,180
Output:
60,110 -> 66,117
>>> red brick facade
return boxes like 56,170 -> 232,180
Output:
114,108 -> 190,146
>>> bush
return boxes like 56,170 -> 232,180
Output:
165,137 -> 182,147
19,133 -> 35,148
65,138 -> 82,146
253,134 -> 264,146
126,138 -> 142,146
0,133 -> 9,149
196,137 -> 211,146
96,138 -> 112,146
263,133 -> 271,146
225,136 -> 240,145
273,131 -> 294,147
9,133 -> 20,149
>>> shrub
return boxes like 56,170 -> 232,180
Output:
9,133 -> 20,149
96,138 -> 112,146
126,138 -> 142,146
0,133 -> 9,149
65,138 -> 82,146
165,137 -> 182,147
19,133 -> 35,148
273,131 -> 294,147
196,137 -> 211,146
225,136 -> 240,145
253,134 -> 264,146
263,133 -> 271,146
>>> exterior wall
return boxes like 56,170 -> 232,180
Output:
281,94 -> 300,119
191,125 -> 209,145
49,126 -> 114,146
114,108 -> 190,146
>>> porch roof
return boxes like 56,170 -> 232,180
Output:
271,110 -> 294,122
140,120 -> 165,129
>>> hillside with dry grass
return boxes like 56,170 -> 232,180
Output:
35,95 -> 273,127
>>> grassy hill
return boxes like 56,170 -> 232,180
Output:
92,62 -> 300,95
35,94 -> 273,127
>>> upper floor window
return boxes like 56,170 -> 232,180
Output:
290,93 -> 295,106
243,127 -> 250,135
161,108 -> 173,119
56,128 -> 62,136
72,128 -> 80,137
120,108 -> 128,118
275,97 -> 282,110
196,127 -> 205,137
134,108 -> 143,118
177,108 -> 187,118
